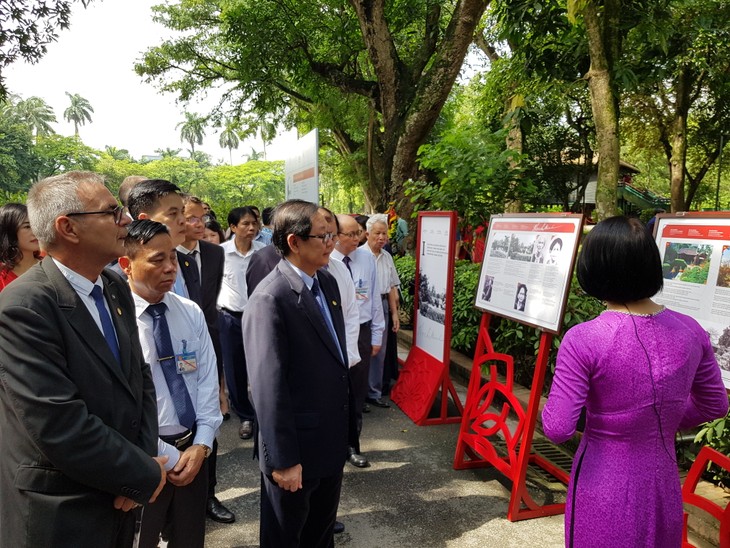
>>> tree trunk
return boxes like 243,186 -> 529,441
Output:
669,66 -> 691,213
352,0 -> 490,211
584,0 -> 619,221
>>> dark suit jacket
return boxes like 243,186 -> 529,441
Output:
245,243 -> 281,297
178,240 -> 224,364
0,258 -> 160,547
243,260 -> 353,479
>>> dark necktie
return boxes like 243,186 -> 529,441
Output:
146,302 -> 196,429
184,250 -> 202,305
90,285 -> 121,364
342,255 -> 353,278
311,278 -> 343,362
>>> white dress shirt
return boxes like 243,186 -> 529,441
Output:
330,246 -> 385,347
364,244 -> 400,295
53,257 -> 118,345
325,258 -> 361,367
217,239 -> 266,312
132,291 -> 222,470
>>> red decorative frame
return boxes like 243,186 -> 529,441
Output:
453,313 -> 569,521
682,445 -> 730,548
392,211 -> 463,425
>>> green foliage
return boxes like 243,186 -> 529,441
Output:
393,254 -> 416,324
409,120 -> 529,226
196,160 -> 285,217
450,262 -> 483,353
34,134 -> 99,178
693,404 -> 730,484
0,116 -> 39,193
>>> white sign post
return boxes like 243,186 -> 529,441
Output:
285,129 -> 319,203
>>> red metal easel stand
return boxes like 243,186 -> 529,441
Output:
453,313 -> 569,521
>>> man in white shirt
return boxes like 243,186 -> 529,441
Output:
331,214 -> 385,468
121,220 -> 222,548
363,214 -> 400,407
217,206 -> 266,440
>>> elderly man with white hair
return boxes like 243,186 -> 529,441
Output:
363,213 -> 400,408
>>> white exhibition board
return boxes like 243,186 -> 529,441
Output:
653,214 -> 730,389
474,214 -> 583,334
415,214 -> 454,362
285,129 -> 319,203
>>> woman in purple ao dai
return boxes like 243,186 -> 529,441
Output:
542,216 -> 728,548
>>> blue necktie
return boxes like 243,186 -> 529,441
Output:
90,285 -> 121,364
146,302 -> 196,429
311,278 -> 343,362
342,255 -> 353,278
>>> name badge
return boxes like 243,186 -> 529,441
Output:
175,339 -> 198,374
355,280 -> 369,301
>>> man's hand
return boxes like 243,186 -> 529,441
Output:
150,455 -> 169,502
114,455 -> 169,510
391,312 -> 400,333
272,464 -> 303,492
113,495 -> 139,512
371,345 -> 381,357
168,445 -> 205,487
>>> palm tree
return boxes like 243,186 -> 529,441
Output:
176,112 -> 206,156
14,96 -> 57,142
219,119 -> 241,165
63,92 -> 94,136
155,147 -> 182,158
104,146 -> 131,161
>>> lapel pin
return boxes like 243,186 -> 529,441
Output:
184,261 -> 190,267
332,300 -> 337,306
117,308 -> 122,316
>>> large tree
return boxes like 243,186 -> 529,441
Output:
622,0 -> 730,212
136,0 -> 490,211
0,1 -> 93,97
63,92 -> 94,136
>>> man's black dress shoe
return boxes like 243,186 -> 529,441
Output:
239,420 -> 253,440
366,397 -> 390,408
206,496 -> 236,523
334,521 -> 345,534
347,447 -> 370,468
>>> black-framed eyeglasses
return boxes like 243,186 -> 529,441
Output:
338,230 -> 362,239
66,205 -> 125,225
304,232 -> 336,243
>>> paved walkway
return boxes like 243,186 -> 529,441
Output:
204,359 -> 566,547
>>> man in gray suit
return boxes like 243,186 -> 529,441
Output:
0,171 -> 167,547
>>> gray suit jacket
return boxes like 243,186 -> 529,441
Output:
243,260 -> 354,479
0,257 -> 160,547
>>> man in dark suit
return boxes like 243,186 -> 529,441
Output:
176,194 -> 234,523
243,200 -> 353,547
0,171 -> 167,547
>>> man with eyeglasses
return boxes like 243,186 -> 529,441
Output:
331,214 -> 385,469
243,200 -> 354,547
0,171 -> 167,547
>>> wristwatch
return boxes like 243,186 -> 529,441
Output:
196,444 -> 211,458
